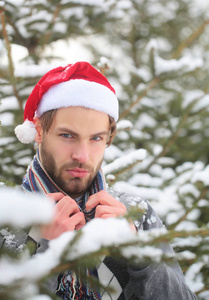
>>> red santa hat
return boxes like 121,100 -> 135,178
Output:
15,61 -> 119,144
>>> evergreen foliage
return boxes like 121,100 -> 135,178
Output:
0,0 -> 209,299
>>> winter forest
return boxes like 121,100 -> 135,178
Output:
0,0 -> 209,299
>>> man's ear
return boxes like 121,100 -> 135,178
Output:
33,117 -> 43,143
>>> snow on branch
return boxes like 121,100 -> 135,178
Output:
191,165 -> 209,186
117,119 -> 133,131
0,217 -> 166,286
103,149 -> 147,176
155,55 -> 203,76
0,188 -> 54,227
0,188 -> 208,298
0,216 -> 208,287
146,39 -> 203,76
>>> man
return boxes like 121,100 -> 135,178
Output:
14,61 -> 197,299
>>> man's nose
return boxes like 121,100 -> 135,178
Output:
71,142 -> 89,163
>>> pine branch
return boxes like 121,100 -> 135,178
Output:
119,19 -> 209,122
106,160 -> 142,185
38,3 -> 61,49
168,186 -> 209,230
47,228 -> 209,276
103,149 -> 146,180
0,8 -> 23,112
172,19 -> 209,59
97,64 -> 109,75
2,9 -> 28,49
1,221 -> 208,299
119,77 -> 160,120
144,94 -> 207,172
150,228 -> 209,245
196,285 -> 209,296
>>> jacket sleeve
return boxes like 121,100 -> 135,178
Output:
0,228 -> 28,253
125,262 -> 197,300
123,196 -> 198,300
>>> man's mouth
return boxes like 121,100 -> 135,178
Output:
67,168 -> 89,178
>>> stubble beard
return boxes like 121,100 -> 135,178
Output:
40,142 -> 103,199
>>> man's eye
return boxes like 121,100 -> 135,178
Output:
61,134 -> 72,138
92,136 -> 102,141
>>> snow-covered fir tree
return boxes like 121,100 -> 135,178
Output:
0,0 -> 209,299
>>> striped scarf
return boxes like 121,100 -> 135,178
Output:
23,151 -> 105,299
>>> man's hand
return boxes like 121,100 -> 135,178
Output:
85,191 -> 136,232
41,193 -> 86,240
85,190 -> 127,218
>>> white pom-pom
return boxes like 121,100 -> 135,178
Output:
15,119 -> 37,144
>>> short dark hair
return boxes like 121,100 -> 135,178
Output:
40,109 -> 117,146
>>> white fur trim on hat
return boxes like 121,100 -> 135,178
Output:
36,79 -> 119,121
14,119 -> 36,144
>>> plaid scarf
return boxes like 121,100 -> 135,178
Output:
23,151 -> 105,299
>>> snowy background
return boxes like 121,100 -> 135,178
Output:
0,0 -> 209,299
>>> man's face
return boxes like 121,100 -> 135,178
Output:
35,107 -> 110,199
